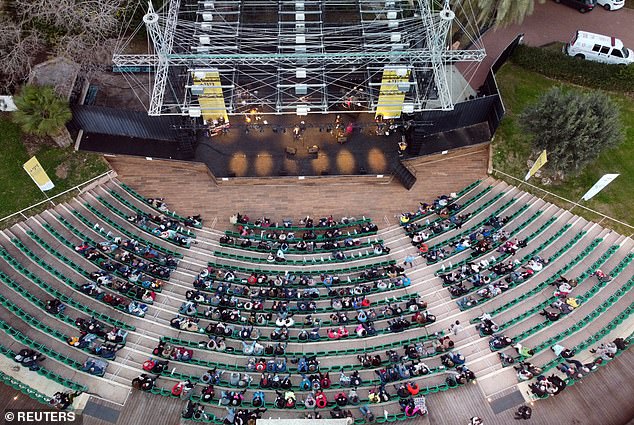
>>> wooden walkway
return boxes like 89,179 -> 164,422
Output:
81,390 -> 181,425
105,144 -> 490,226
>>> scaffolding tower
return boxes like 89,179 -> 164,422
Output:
113,0 -> 485,122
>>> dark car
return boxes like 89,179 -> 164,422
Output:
554,0 -> 596,12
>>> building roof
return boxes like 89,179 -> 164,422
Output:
29,57 -> 80,100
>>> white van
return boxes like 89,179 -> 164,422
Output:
564,31 -> 634,65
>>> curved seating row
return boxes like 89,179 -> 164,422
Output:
538,310 -> 633,375
114,181 -> 203,228
400,180 -> 484,229
208,258 -> 397,283
232,215 -> 373,233
470,232 -> 594,321
38,225 -> 171,283
96,194 -> 196,240
0,369 -> 52,406
11,238 -> 150,310
57,214 -> 179,268
107,190 -> 197,238
501,248 -> 629,344
219,236 -> 381,255
77,206 -> 185,257
452,229 -> 587,309
223,227 -> 378,244
437,213 -> 554,276
429,200 -> 526,253
0,343 -> 87,393
212,247 -> 387,265
402,186 -> 496,239
27,230 -> 165,299
423,196 -> 517,259
0,248 -> 134,330
494,256 -> 633,365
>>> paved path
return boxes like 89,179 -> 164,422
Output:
460,1 -> 634,88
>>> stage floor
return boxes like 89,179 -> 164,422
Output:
195,113 -> 401,177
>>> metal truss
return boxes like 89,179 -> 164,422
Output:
112,0 -> 486,117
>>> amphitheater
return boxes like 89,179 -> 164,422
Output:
0,151 -> 633,425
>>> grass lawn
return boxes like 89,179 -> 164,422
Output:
493,64 -> 634,234
0,116 -> 110,225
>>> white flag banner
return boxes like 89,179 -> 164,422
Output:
581,174 -> 619,201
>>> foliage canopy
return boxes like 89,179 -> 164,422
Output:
12,85 -> 72,137
520,87 -> 624,175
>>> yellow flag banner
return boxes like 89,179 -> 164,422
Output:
23,156 -> 54,191
375,68 -> 411,119
524,150 -> 548,181
193,70 -> 229,123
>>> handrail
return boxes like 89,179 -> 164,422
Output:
0,170 -> 115,225
491,168 -> 634,234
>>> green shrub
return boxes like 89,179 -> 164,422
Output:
511,44 -> 634,94
520,87 -> 624,175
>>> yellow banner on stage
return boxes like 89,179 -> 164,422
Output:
193,70 -> 229,123
375,68 -> 411,119
524,150 -> 548,181
23,156 -> 54,191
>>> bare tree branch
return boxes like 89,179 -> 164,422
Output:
0,18 -> 42,92
54,33 -> 118,78
13,0 -> 125,36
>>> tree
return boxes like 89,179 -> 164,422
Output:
12,85 -> 72,137
0,18 -> 42,91
455,0 -> 545,29
14,0 -> 125,35
0,0 -> 131,88
519,87 -> 624,175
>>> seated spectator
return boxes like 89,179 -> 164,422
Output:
489,335 -> 513,350
512,343 -> 534,358
540,308 -> 560,322
590,341 -> 618,360
49,391 -> 80,410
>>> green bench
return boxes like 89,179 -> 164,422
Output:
1,247 -> 135,329
116,182 -> 202,228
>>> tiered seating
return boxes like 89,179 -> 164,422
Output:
146,211 -> 457,422
114,182 -> 203,229
450,226 -> 581,309
0,369 -> 53,406
0,177 -> 631,425
0,342 -> 87,393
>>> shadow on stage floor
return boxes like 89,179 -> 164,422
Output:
195,113 -> 401,177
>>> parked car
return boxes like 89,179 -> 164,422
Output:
596,0 -> 624,10
553,0 -> 596,13
564,31 -> 634,65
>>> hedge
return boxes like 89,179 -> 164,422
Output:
510,44 -> 634,94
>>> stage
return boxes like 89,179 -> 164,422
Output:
195,112 -> 402,177
79,112 -> 404,178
